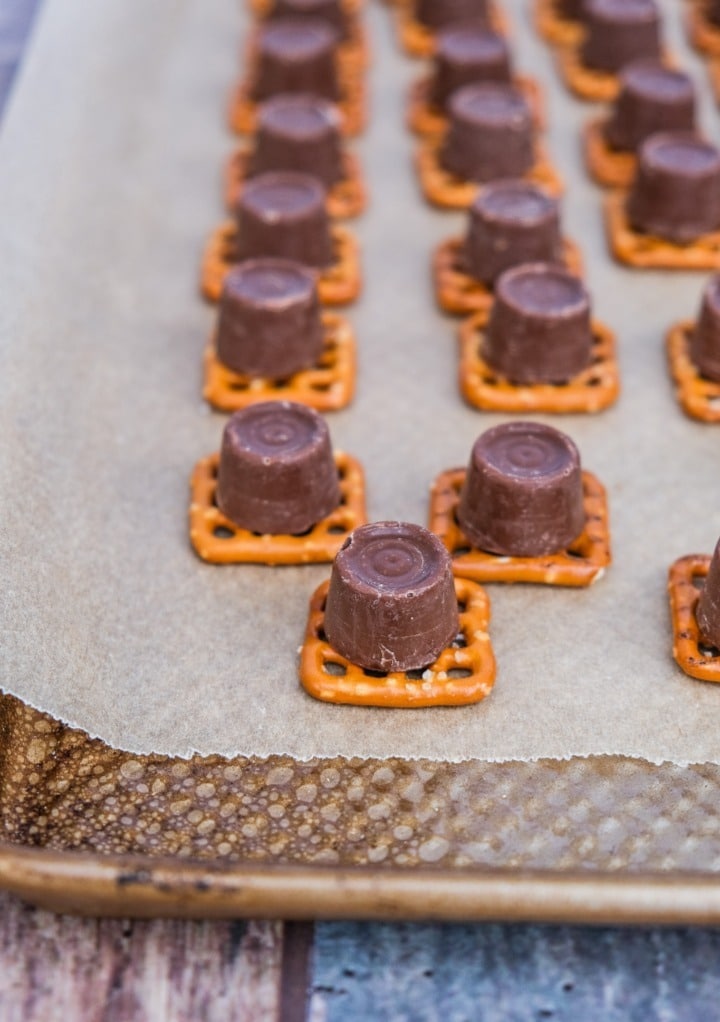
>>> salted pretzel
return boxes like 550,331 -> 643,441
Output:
668,554 -> 720,682
666,319 -> 720,423
458,313 -> 620,413
604,191 -> 720,270
429,468 -> 611,587
415,137 -> 563,210
582,117 -> 637,189
190,451 -> 366,565
299,578 -> 496,706
200,221 -> 361,306
406,73 -> 545,137
433,235 -> 583,317
533,0 -> 584,47
224,148 -> 367,220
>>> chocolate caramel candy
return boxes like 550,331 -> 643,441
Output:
556,0 -> 585,19
689,275 -> 720,383
414,0 -> 490,31
464,180 -> 563,287
483,263 -> 592,383
457,422 -> 586,557
234,171 -> 334,268
252,18 -> 340,102
709,1 -> 720,28
267,0 -> 351,41
249,94 -> 344,189
216,258 -> 324,377
626,133 -> 720,245
697,539 -> 720,650
580,0 -> 661,74
429,24 -> 512,110
216,401 -> 340,535
323,522 -> 459,673
604,62 -> 695,153
439,83 -> 534,183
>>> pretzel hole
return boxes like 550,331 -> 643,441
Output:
691,574 -> 706,592
404,668 -> 426,680
699,640 -> 720,659
323,660 -> 347,676
456,599 -> 467,613
452,545 -> 473,557
447,667 -> 472,679
213,526 -> 235,539
452,632 -> 467,648
363,667 -> 388,678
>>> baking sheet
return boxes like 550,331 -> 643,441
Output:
2,0 -> 720,763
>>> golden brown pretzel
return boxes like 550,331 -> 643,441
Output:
668,554 -> 720,682
666,319 -> 720,423
582,117 -> 637,189
604,191 -> 720,270
532,0 -> 584,47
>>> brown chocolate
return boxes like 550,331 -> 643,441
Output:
216,258 -> 324,377
696,539 -> 720,649
234,171 -> 334,268
414,0 -> 490,31
708,0 -> 720,29
464,180 -> 564,286
604,61 -> 695,152
580,0 -> 661,74
457,421 -> 586,557
556,0 -> 586,20
482,263 -> 592,383
267,0 -> 351,41
439,83 -> 534,183
249,94 -> 344,188
215,401 -> 341,535
252,18 -> 340,102
689,275 -> 720,382
429,24 -> 512,110
626,133 -> 720,245
323,521 -> 459,672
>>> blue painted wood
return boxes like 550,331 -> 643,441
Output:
311,922 -> 720,1021
0,0 -> 40,117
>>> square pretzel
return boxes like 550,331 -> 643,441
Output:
666,319 -> 720,423
429,467 -> 611,587
533,0 -> 584,47
200,221 -> 361,306
668,554 -> 720,682
203,312 -> 356,413
406,73 -> 546,137
394,0 -> 509,57
582,117 -> 637,189
685,1 -> 720,56
415,137 -> 563,210
224,148 -> 367,221
458,314 -> 620,413
604,191 -> 720,270
299,578 -> 496,707
433,235 -> 583,318
189,451 -> 366,565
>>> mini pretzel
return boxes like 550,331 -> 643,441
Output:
393,0 -> 509,57
668,554 -> 720,682
582,117 -> 637,189
433,235 -> 583,318
415,137 -> 563,211
190,451 -> 366,565
533,0 -> 584,47
228,66 -> 367,137
429,468 -> 611,587
666,319 -> 720,423
685,1 -> 720,57
458,313 -> 619,413
299,577 -> 496,706
200,221 -> 361,306
555,43 -> 623,102
604,190 -> 720,270
406,73 -> 546,137
203,312 -> 356,413
224,148 -> 367,221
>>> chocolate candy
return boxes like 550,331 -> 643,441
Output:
252,18 -> 340,102
626,133 -> 720,245
464,180 -> 564,287
216,401 -> 340,534
323,522 -> 459,672
604,61 -> 695,153
689,275 -> 720,383
414,0 -> 490,31
457,421 -> 586,557
249,94 -> 344,189
580,0 -> 661,74
697,539 -> 720,649
216,258 -> 324,377
556,0 -> 586,19
482,263 -> 592,383
429,24 -> 512,110
709,0 -> 720,28
440,83 -> 534,183
234,171 -> 334,268
267,0 -> 351,40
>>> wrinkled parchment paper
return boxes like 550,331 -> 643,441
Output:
3,0 -> 720,762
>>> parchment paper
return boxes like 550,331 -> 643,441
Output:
3,0 -> 720,762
